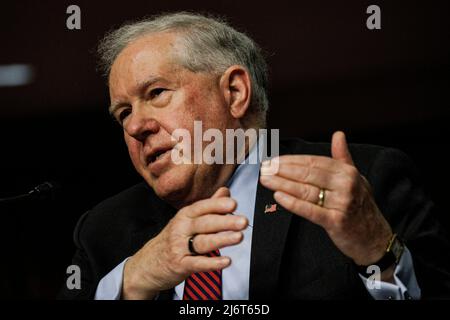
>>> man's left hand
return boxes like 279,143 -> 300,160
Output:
260,131 -> 393,267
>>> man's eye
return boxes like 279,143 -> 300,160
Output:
149,88 -> 166,99
117,109 -> 131,123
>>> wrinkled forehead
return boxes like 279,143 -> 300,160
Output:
109,32 -> 183,87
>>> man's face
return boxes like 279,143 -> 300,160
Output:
109,32 -> 237,206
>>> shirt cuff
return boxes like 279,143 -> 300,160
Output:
94,258 -> 130,300
359,246 -> 421,300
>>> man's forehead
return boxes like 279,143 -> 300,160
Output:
113,31 -> 179,69
109,33 -> 181,91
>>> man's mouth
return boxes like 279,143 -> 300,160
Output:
149,149 -> 171,164
146,145 -> 175,167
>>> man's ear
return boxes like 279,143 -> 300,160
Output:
219,65 -> 252,120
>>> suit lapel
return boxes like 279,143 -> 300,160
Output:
249,181 -> 292,299
249,140 -> 294,299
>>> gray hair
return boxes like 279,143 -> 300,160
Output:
97,12 -> 269,126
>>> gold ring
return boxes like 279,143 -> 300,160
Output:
317,188 -> 325,207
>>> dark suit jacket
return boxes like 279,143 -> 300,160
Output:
59,139 -> 450,299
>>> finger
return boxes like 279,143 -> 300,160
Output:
263,155 -> 341,174
331,131 -> 354,166
192,231 -> 244,254
272,164 -> 342,190
212,187 -> 230,199
274,191 -> 330,227
186,197 -> 236,218
260,174 -> 321,203
183,255 -> 231,274
192,214 -> 248,234
261,175 -> 349,211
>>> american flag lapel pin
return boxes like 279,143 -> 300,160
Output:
264,203 -> 277,214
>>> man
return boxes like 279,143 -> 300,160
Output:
60,12 -> 450,300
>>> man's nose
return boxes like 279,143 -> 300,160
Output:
124,108 -> 160,142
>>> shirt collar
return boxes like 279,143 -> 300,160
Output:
226,139 -> 262,226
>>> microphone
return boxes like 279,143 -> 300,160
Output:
0,181 -> 58,204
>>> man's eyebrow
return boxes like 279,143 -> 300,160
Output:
108,76 -> 166,115
136,75 -> 166,94
108,101 -> 127,116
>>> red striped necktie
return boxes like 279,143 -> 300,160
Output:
182,249 -> 222,300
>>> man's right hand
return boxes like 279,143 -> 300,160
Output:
122,187 -> 248,300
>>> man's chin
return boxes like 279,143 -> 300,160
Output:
145,166 -> 195,207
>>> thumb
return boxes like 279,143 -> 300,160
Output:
212,186 -> 230,199
331,131 -> 354,165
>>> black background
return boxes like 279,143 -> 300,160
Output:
0,0 -> 449,299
